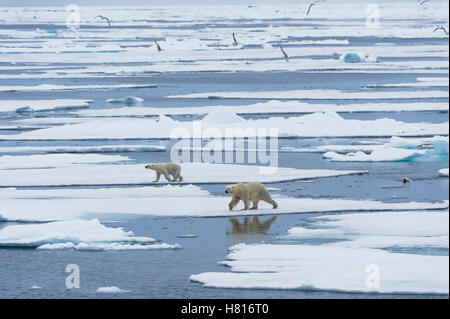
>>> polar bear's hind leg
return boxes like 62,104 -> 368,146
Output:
250,199 -> 259,210
261,190 -> 278,209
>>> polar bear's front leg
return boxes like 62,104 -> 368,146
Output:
229,195 -> 240,211
240,192 -> 250,210
153,172 -> 161,182
161,169 -> 173,182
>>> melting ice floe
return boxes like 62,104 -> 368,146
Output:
0,84 -> 157,92
282,136 -> 448,154
281,211 -> 449,249
106,96 -> 144,105
0,144 -> 166,155
0,99 -> 93,113
74,100 -> 450,118
190,211 -> 449,294
0,185 -> 447,222
323,136 -> 449,162
0,162 -> 365,187
96,287 -> 130,293
0,154 -> 131,169
0,185 -> 210,200
0,111 -> 448,140
0,218 -> 180,250
364,77 -> 450,89
339,52 -> 378,63
167,90 -> 448,100
439,168 -> 449,177
190,242 -> 449,294
1,57 -> 447,78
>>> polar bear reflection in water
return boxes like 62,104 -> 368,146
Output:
228,216 -> 277,235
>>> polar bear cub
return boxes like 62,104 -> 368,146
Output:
145,162 -> 183,182
225,182 -> 278,211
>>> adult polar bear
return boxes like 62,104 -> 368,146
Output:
225,182 -> 278,211
145,162 -> 183,182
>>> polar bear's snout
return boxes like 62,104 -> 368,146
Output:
225,185 -> 234,194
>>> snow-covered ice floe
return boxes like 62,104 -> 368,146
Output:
0,184 -> 210,200
364,77 -> 450,89
281,211 -> 449,249
96,287 -> 130,293
0,154 -> 131,169
74,100 -> 450,118
0,99 -> 93,113
281,136 -> 437,154
190,242 -> 449,294
323,136 -> 449,162
106,96 -> 144,105
0,185 -> 447,222
1,111 -> 447,140
439,168 -> 449,177
0,144 -> 165,155
339,52 -> 378,63
0,218 -> 180,250
0,162 -> 365,187
190,211 -> 449,294
0,84 -> 157,92
167,90 -> 448,100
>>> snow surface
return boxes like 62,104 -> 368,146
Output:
190,243 -> 449,294
106,96 -> 144,105
191,209 -> 449,294
0,162 -> 365,187
439,168 -> 449,177
74,100 -> 450,117
0,154 -> 130,169
0,218 -> 153,247
0,187 -> 446,222
340,52 -> 378,63
323,148 -> 426,162
0,185 -> 211,199
0,84 -> 157,92
323,136 -> 449,162
283,211 -> 449,249
167,90 -> 448,100
1,111 -> 447,140
0,99 -> 92,113
0,144 -> 165,155
96,287 -> 130,293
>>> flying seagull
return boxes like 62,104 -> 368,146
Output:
154,41 -> 162,52
306,3 -> 315,15
306,0 -> 326,15
419,0 -> 430,5
433,26 -> 449,35
96,15 -> 111,27
280,45 -> 289,62
232,32 -> 238,45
